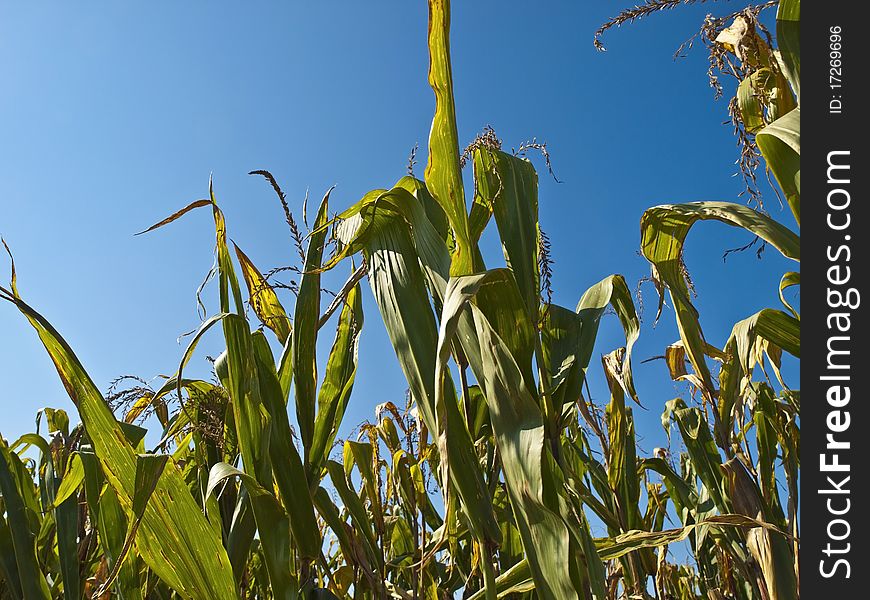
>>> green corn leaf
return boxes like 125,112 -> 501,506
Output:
225,490 -> 258,584
250,331 -> 322,561
0,287 -> 237,600
541,273 -> 641,429
594,514 -> 789,561
437,271 -> 599,600
294,188 -> 333,464
77,448 -> 143,600
0,513 -> 24,600
736,67 -> 795,136
310,283 -> 363,479
95,454 -> 169,598
732,308 -> 800,369
472,270 -> 537,394
0,438 -> 51,600
97,477 -> 144,600
206,186 -> 300,594
206,462 -> 296,599
641,458 -> 699,531
313,485 -> 378,586
753,386 -> 787,528
776,0 -> 800,102
394,175 -> 450,247
473,148 -> 540,318
276,336 -> 294,403
43,447 -> 81,600
132,454 -> 169,519
466,559 -> 534,599
323,184 -> 455,319
757,108 -> 800,225
234,243 -> 292,344
10,433 -> 50,459
39,407 -> 70,437
576,275 -> 641,404
664,399 -> 728,515
345,440 -> 385,536
425,0 -> 472,275
716,307 -> 798,450
540,304 -> 584,411
603,352 -> 642,533
219,314 -> 294,596
324,460 -> 381,570
640,202 -> 799,397
335,193 -> 501,549
602,350 -> 650,590
778,271 -> 800,319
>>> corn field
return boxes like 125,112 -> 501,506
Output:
0,1 -> 800,599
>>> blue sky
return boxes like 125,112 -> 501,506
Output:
0,0 -> 796,469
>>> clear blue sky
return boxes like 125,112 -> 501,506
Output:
1,1 -> 796,467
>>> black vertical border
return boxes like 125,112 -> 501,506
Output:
803,1 -> 867,596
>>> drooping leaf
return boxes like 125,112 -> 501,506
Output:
234,243 -> 292,344
757,108 -> 800,225
640,201 -> 799,396
778,271 -> 800,318
576,275 -> 641,404
205,461 -> 297,599
594,514 -> 789,561
134,199 -> 212,235
466,559 -> 534,599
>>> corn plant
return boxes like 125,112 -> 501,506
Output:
0,1 -> 799,599
608,0 -> 800,597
